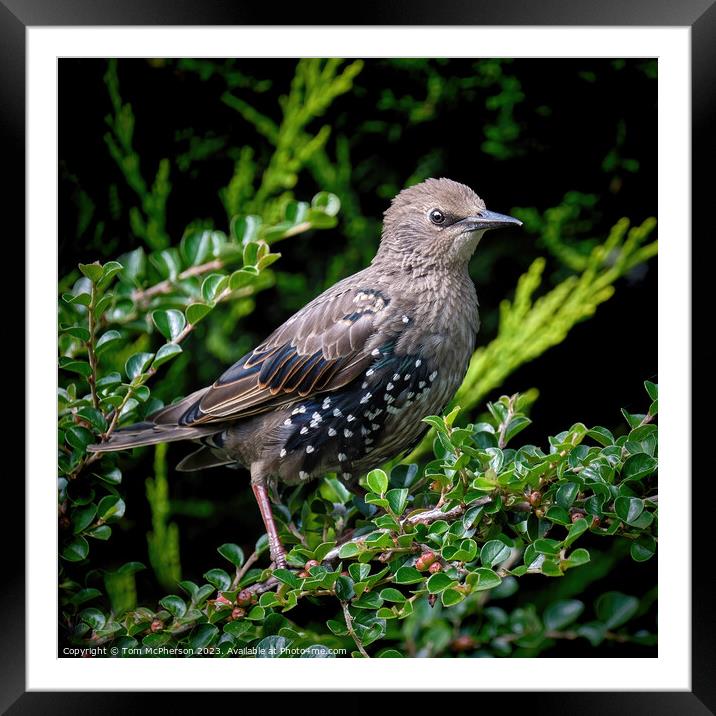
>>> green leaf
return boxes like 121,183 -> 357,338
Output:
615,496 -> 644,524
348,563 -> 370,582
203,568 -> 231,591
95,466 -> 122,485
426,572 -> 455,593
334,575 -> 355,601
338,542 -> 361,559
187,624 -> 219,651
96,372 -> 122,390
353,592 -> 383,610
587,426 -> 614,446
595,592 -> 639,629
273,569 -> 301,589
577,622 -> 606,647
79,607 -> 106,630
480,540 -> 511,567
65,426 -> 95,451
394,566 -> 423,584
117,561 -> 145,576
231,214 -> 262,244
545,505 -> 571,525
229,267 -> 259,290
312,191 -> 341,216
630,534 -> 656,562
62,536 -> 89,562
97,495 -> 126,523
87,525 -> 112,541
543,599 -> 584,630
644,381 -> 658,400
386,488 -> 408,515
201,273 -> 229,303
534,538 -> 562,556
185,303 -> 213,325
379,588 -> 406,603
504,415 -> 532,443
77,407 -> 107,432
79,262 -> 103,282
259,592 -> 281,608
366,469 -> 388,495
125,352 -> 154,380
95,330 -> 122,356
60,325 -> 91,342
152,309 -> 186,341
159,595 -> 187,619
217,543 -> 244,567
564,517 -> 588,547
99,260 -> 124,288
556,482 -> 579,508
180,229 -> 213,266
441,588 -> 466,607
621,454 -> 657,481
69,588 -> 102,606
71,504 -> 97,534
152,343 -> 182,368
563,548 -> 590,568
59,360 -> 92,377
469,567 -> 502,592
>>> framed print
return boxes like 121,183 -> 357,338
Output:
5,0 -> 713,710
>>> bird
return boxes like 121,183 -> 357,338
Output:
88,178 -> 522,568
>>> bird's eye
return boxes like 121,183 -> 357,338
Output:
429,209 -> 445,225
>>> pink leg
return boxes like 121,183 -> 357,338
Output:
251,482 -> 287,569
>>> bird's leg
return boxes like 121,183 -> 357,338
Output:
251,481 -> 288,569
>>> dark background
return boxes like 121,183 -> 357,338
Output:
58,58 -> 657,655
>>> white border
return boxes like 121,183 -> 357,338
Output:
29,27 -> 690,691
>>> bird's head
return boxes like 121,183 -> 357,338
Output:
377,177 -> 522,268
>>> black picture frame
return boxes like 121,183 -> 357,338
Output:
5,0 -> 712,710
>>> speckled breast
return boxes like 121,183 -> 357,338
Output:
272,334 -> 471,486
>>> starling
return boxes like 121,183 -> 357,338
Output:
89,178 -> 522,567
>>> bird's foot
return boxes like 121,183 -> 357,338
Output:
271,548 -> 288,570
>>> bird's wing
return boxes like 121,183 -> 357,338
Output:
176,280 -> 393,426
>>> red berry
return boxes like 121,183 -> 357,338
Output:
416,551 -> 437,571
428,561 -> 442,574
528,491 -> 542,507
150,618 -> 163,633
231,607 -> 246,620
236,589 -> 253,607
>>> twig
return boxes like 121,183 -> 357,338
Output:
497,394 -> 517,449
131,258 -> 224,305
341,600 -> 370,658
86,283 -> 100,410
231,550 -> 260,590
322,498 -> 491,562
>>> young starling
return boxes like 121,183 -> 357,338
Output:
89,178 -> 522,567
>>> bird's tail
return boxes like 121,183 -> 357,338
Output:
87,387 -> 219,454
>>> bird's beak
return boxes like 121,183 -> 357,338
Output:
457,210 -> 523,232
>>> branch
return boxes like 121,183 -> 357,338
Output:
131,258 -> 224,306
322,498 -> 491,562
497,394 -> 517,449
86,283 -> 100,410
341,600 -> 370,658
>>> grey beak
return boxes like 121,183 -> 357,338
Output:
457,210 -> 523,232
